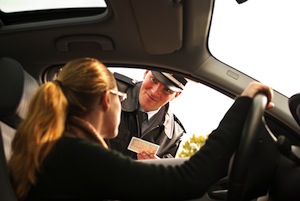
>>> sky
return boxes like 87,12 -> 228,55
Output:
209,0 -> 300,98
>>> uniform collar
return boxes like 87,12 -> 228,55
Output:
139,106 -> 161,121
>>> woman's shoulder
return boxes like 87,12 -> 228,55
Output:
54,136 -> 107,154
50,136 -> 129,162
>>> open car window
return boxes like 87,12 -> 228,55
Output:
210,0 -> 300,98
109,68 -> 233,135
108,68 -> 234,158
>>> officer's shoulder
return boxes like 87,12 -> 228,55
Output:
114,72 -> 138,92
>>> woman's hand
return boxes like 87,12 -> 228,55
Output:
241,81 -> 275,109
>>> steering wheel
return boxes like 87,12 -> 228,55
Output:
226,93 -> 268,201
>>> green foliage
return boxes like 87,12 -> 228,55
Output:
177,134 -> 207,158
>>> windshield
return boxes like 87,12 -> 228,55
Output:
209,0 -> 300,98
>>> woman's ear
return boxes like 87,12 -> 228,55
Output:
101,91 -> 110,111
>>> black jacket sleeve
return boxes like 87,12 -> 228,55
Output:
27,97 -> 253,201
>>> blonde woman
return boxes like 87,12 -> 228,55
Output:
8,57 -> 274,201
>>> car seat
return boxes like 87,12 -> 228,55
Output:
0,57 -> 39,201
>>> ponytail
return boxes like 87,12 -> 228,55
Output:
8,81 -> 67,200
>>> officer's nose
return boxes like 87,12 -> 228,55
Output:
151,83 -> 163,95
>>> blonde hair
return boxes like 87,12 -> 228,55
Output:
8,58 -> 116,200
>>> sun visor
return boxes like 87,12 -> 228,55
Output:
131,0 -> 182,54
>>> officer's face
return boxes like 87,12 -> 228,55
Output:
139,70 -> 181,111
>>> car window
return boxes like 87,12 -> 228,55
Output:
209,0 -> 300,98
1,0 -> 106,12
109,68 -> 234,157
0,0 -> 107,25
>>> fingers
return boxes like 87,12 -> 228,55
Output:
137,151 -> 159,160
241,81 -> 275,109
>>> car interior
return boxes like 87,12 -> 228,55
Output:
1,0 -> 300,200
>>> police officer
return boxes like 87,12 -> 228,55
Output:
107,70 -> 187,159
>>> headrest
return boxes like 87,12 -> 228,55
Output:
0,57 -> 39,128
289,93 -> 300,127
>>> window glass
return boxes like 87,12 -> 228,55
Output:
209,0 -> 300,98
109,68 -> 233,139
0,0 -> 106,13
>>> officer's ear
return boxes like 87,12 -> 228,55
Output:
174,91 -> 182,98
143,70 -> 150,79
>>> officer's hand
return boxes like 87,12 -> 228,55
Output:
137,151 -> 160,160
